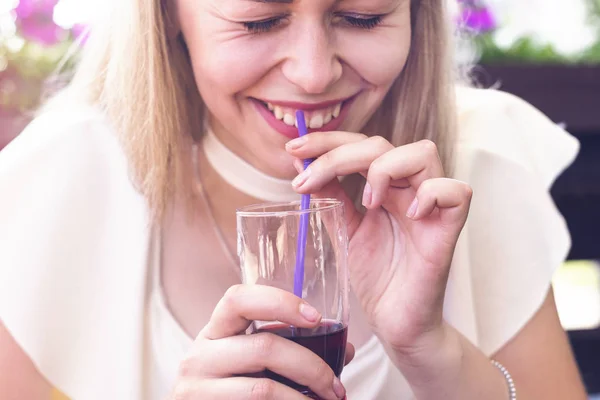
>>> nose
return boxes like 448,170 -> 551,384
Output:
281,23 -> 343,94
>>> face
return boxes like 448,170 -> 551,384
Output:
176,0 -> 412,178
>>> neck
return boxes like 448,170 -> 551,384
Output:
202,129 -> 300,203
189,130 -> 362,248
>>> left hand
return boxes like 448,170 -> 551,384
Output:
286,132 -> 472,367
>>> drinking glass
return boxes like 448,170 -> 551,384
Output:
236,199 -> 349,399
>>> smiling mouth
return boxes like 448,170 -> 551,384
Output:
254,99 -> 347,129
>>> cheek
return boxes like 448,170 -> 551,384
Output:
338,20 -> 412,91
340,32 -> 411,89
187,33 -> 277,99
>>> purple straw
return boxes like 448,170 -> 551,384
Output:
293,110 -> 313,299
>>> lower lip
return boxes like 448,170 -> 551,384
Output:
252,97 -> 355,139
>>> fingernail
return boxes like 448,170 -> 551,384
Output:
292,167 -> 311,188
286,136 -> 307,150
406,197 -> 419,218
300,303 -> 321,322
362,182 -> 372,208
333,377 -> 346,399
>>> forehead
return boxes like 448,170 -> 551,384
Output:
233,0 -> 394,4
221,0 -> 403,9
240,0 -> 294,2
201,0 -> 406,20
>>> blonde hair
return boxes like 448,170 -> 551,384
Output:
55,0 -> 458,218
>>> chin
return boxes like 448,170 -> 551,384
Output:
239,140 -> 298,180
271,150 -> 300,180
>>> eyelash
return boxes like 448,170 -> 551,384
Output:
243,17 -> 285,34
343,15 -> 383,30
242,14 -> 383,34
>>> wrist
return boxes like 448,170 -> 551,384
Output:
391,323 -> 464,394
390,323 -> 510,400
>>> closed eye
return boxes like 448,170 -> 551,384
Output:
242,13 -> 384,34
243,16 -> 286,34
341,14 -> 383,30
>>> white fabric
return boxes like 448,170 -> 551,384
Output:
0,87 -> 579,399
0,106 -> 152,400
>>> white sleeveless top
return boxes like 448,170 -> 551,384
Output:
0,87 -> 579,399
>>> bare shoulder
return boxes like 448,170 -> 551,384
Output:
0,321 -> 53,400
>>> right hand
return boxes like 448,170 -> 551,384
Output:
169,284 -> 351,400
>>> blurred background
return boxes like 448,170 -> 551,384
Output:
1,0 -> 600,397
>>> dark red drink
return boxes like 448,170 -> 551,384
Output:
254,320 -> 348,399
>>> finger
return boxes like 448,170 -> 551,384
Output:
292,160 -> 363,238
185,333 -> 343,399
365,140 -> 445,209
285,131 -> 368,159
406,178 -> 473,227
344,342 -> 355,365
172,377 -> 311,400
201,285 -> 322,340
291,136 -> 394,194
292,158 -> 408,189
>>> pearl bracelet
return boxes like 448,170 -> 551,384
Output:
491,360 -> 517,400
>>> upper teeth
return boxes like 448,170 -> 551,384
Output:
283,113 -> 295,126
266,102 -> 343,128
274,107 -> 284,120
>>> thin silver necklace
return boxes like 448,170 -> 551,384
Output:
191,142 -> 240,272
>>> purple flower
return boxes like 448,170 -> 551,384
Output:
462,8 -> 496,33
458,1 -> 496,33
14,0 -> 66,46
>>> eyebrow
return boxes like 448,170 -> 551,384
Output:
243,0 -> 294,3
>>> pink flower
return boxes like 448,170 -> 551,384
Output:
14,0 -> 66,46
14,0 -> 58,19
71,23 -> 89,45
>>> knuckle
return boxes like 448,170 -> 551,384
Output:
221,284 -> 244,309
313,361 -> 334,388
171,384 -> 194,400
251,333 -> 276,358
419,178 -> 434,193
357,132 -> 369,141
368,135 -> 392,151
224,284 -> 244,299
462,182 -> 474,199
419,139 -> 438,156
369,158 -> 385,176
171,386 -> 192,400
177,356 -> 199,378
250,378 -> 277,399
318,150 -> 335,166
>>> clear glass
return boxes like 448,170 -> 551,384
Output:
237,199 -> 349,399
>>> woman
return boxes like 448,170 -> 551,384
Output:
0,0 -> 588,399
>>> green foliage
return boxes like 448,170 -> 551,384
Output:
475,0 -> 600,66
0,35 -> 79,111
476,34 -> 600,66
